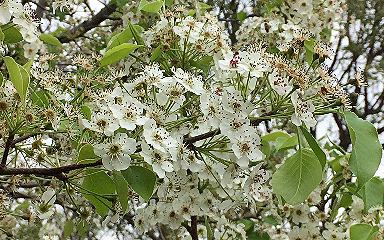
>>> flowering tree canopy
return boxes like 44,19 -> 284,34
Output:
0,0 -> 383,239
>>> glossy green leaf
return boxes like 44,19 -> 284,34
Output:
30,89 -> 49,107
107,25 -> 142,50
276,135 -> 298,151
23,60 -> 34,73
237,11 -> 247,21
300,126 -> 326,169
238,219 -> 254,231
76,220 -> 89,234
350,224 -> 379,240
116,0 -> 130,7
121,166 -> 156,201
150,45 -> 163,62
339,193 -> 353,208
78,144 -> 99,164
81,105 -> 92,120
100,43 -> 142,67
364,177 -> 384,213
0,27 -> 4,42
113,171 -> 129,213
247,231 -> 270,240
343,110 -> 382,188
0,72 -> 3,87
2,26 -> 23,44
40,33 -> 63,47
304,39 -> 315,52
260,139 -> 270,161
128,20 -> 144,46
138,0 -> 163,13
263,215 -> 279,226
272,148 -> 322,205
82,169 -> 115,217
205,216 -> 214,240
4,56 -> 30,102
305,49 -> 313,64
262,131 -> 291,141
64,220 -> 75,238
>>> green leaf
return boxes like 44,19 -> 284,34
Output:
263,215 -> 279,226
339,193 -> 353,208
100,43 -> 142,67
364,177 -> 384,212
23,60 -> 34,73
300,126 -> 326,169
81,105 -> 92,120
82,169 -> 115,217
4,56 -> 30,102
272,148 -> 323,205
107,25 -> 143,50
150,45 -> 163,62
343,110 -> 382,188
304,39 -> 315,52
305,49 -> 313,64
0,72 -> 3,87
2,26 -> 23,44
76,220 -> 89,234
0,27 -> 4,42
128,20 -> 144,46
260,139 -> 270,161
262,131 -> 291,141
247,231 -> 270,240
78,144 -> 99,164
116,0 -> 130,7
237,11 -> 247,21
238,219 -> 254,231
276,135 -> 298,151
30,89 -> 49,107
64,220 -> 75,238
40,34 -> 63,47
165,0 -> 174,7
113,171 -> 129,213
121,166 -> 156,201
350,224 -> 379,240
138,0 -> 163,13
205,216 -> 214,240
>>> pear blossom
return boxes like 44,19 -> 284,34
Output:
38,189 -> 56,219
291,90 -> 317,127
231,127 -> 265,167
269,70 -> 293,95
82,109 -> 119,136
143,119 -> 178,153
94,133 -> 136,171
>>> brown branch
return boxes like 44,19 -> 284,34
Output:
57,2 -> 118,43
11,133 -> 39,147
1,134 -> 14,169
0,160 -> 102,180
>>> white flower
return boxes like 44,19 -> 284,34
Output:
82,109 -> 119,136
291,204 -> 310,224
171,68 -> 205,95
109,93 -> 148,130
140,142 -> 173,178
143,119 -> 178,152
231,127 -> 264,167
38,189 -> 56,219
218,51 -> 249,75
0,2 -> 12,24
94,133 -> 136,171
291,90 -> 317,127
269,70 -> 293,95
222,87 -> 253,118
243,163 -> 271,202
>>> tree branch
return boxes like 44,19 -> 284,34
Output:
57,3 -> 118,43
1,134 -> 14,169
0,160 -> 102,180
